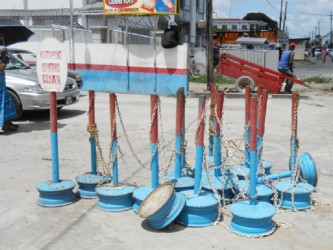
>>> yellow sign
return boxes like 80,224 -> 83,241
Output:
103,0 -> 179,15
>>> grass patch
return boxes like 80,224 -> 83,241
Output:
189,74 -> 234,85
302,76 -> 332,84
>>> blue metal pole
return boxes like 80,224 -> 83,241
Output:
90,138 -> 97,174
151,95 -> 159,189
249,97 -> 257,205
175,88 -> 184,178
175,136 -> 182,178
194,96 -> 206,195
245,86 -> 251,169
214,135 -> 222,176
151,143 -> 159,189
110,93 -> 118,185
290,135 -> 297,183
51,132 -> 60,183
194,145 -> 204,195
112,140 -> 118,185
88,91 -> 97,175
50,92 -> 59,183
214,91 -> 224,176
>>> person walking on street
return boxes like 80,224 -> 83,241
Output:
278,43 -> 296,94
322,48 -> 327,63
0,48 -> 19,133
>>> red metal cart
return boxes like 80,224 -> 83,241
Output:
216,53 -> 305,93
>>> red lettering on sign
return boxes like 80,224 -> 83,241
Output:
105,0 -> 137,8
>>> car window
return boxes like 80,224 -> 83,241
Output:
5,52 -> 31,70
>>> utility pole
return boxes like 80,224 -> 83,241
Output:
279,0 -> 283,30
282,1 -> 288,33
206,0 -> 213,91
329,11 -> 332,48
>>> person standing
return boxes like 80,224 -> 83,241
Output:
278,43 -> 296,93
322,48 -> 327,63
0,49 -> 18,133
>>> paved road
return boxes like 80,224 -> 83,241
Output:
0,89 -> 332,249
295,57 -> 333,78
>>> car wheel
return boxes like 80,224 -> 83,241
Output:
7,89 -> 23,119
235,76 -> 255,93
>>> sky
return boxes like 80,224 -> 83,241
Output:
1,0 -> 333,38
214,0 -> 333,38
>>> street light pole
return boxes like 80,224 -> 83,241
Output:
206,0 -> 213,91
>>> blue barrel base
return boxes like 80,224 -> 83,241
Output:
230,200 -> 276,236
36,179 -> 76,207
233,160 -> 273,180
175,190 -> 219,227
96,184 -> 136,212
76,173 -> 111,199
170,176 -> 194,192
236,180 -> 274,203
299,152 -> 318,187
275,181 -> 315,210
201,170 -> 235,203
132,186 -> 154,214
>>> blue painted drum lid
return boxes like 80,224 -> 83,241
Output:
138,182 -> 174,218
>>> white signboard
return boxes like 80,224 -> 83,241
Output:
36,38 -> 68,92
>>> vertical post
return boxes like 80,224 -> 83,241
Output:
194,96 -> 206,195
249,97 -> 257,205
209,84 -> 216,157
206,0 -> 214,91
245,86 -> 251,168
214,91 -> 224,177
151,95 -> 159,189
110,93 -> 118,185
257,89 -> 268,163
175,88 -> 185,178
50,92 -> 59,183
88,91 -> 97,175
290,92 -> 299,182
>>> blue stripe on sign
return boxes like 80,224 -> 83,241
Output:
76,69 -> 188,96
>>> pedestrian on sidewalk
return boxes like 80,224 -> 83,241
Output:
0,48 -> 19,133
278,43 -> 296,94
322,48 -> 327,63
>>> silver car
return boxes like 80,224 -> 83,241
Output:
4,51 -> 80,118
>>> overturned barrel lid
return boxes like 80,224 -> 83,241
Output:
138,182 -> 185,230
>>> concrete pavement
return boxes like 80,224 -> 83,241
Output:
0,84 -> 332,249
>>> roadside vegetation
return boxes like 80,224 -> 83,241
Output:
189,74 -> 234,85
302,76 -> 332,84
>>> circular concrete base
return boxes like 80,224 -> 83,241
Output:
76,173 -> 110,199
230,200 -> 276,236
175,190 -> 219,227
96,184 -> 136,212
36,180 -> 76,207
275,181 -> 315,210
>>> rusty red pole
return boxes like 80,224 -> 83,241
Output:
50,92 -> 59,183
249,97 -> 258,204
175,88 -> 185,178
214,91 -> 224,176
194,96 -> 207,195
151,95 -> 159,189
110,93 -> 118,185
88,91 -> 97,175
245,86 -> 251,168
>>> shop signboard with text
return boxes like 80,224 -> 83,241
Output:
103,0 -> 179,15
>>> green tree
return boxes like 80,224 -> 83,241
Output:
243,12 -> 278,31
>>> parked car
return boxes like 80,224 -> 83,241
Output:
6,48 -> 83,89
314,48 -> 322,57
3,50 -> 80,118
